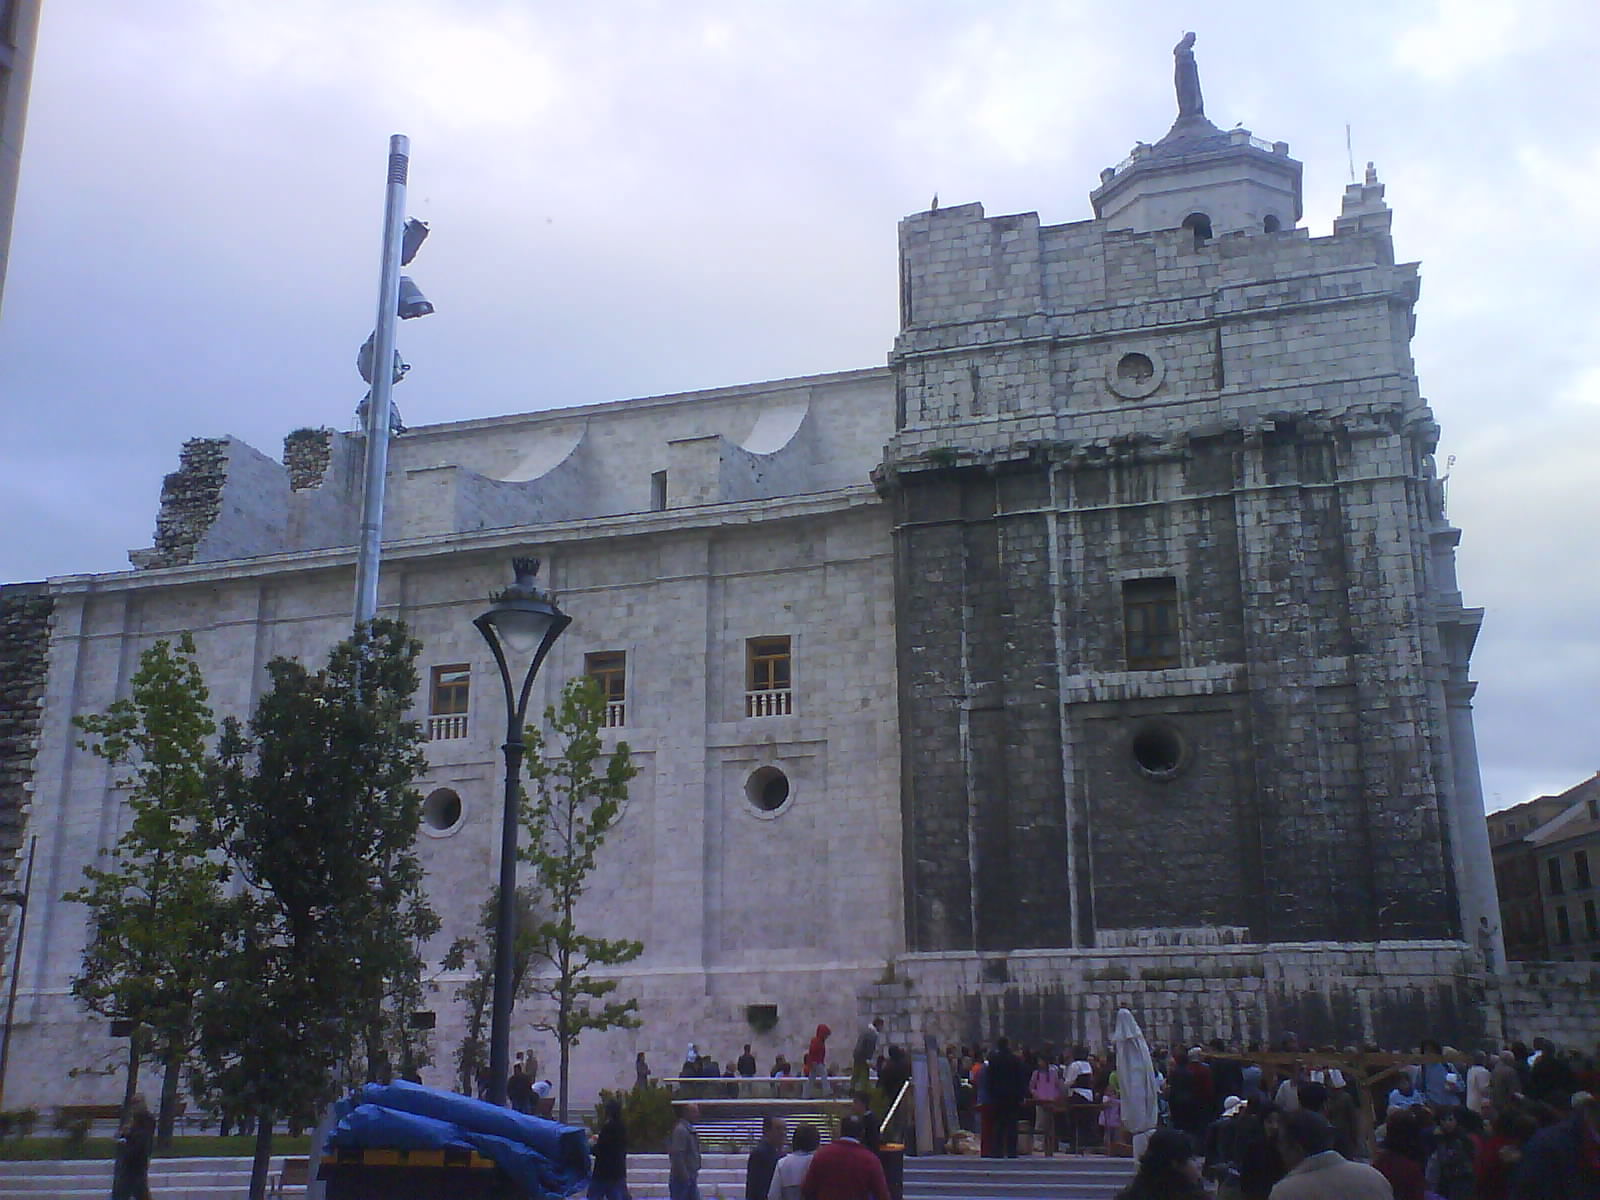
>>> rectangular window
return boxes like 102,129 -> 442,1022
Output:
1123,577 -> 1181,670
1577,850 -> 1592,890
1556,904 -> 1572,945
427,664 -> 470,741
585,651 -> 627,728
1549,856 -> 1566,896
650,470 -> 668,512
1586,899 -> 1599,942
746,636 -> 793,717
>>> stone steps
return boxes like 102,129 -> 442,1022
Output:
0,1154 -> 300,1198
903,1154 -> 1135,1200
0,1149 -> 1135,1200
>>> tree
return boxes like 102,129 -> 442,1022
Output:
520,677 -> 641,1121
65,634 -> 226,1148
196,620 -> 439,1200
441,884 -> 542,1096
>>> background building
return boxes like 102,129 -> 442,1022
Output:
1492,774 -> 1600,963
0,0 -> 42,312
1490,793 -> 1570,961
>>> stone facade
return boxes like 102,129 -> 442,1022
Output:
1,370 -> 905,1106
871,46 -> 1499,1047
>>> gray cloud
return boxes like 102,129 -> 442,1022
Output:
2,0 -> 1597,812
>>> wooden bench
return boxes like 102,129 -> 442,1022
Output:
268,1156 -> 310,1199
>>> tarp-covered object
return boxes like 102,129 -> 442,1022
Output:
325,1080 -> 590,1199
1113,1007 -> 1159,1158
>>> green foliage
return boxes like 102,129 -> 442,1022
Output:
520,677 -> 641,1120
440,885 -> 543,1094
596,1083 -> 676,1152
195,620 -> 440,1183
52,1111 -> 93,1148
64,635 -> 226,1142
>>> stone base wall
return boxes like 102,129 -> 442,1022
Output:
859,947 -> 1600,1058
867,943 -> 1491,1053
1490,962 -> 1600,1049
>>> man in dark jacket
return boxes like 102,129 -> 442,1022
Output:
984,1038 -> 1028,1159
1511,1092 -> 1600,1199
745,1115 -> 786,1200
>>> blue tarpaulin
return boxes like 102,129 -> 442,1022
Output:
324,1081 -> 591,1200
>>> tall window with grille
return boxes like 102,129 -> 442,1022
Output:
1123,577 -> 1181,670
746,636 -> 792,717
585,651 -> 627,728
1549,856 -> 1566,896
428,664 -> 470,741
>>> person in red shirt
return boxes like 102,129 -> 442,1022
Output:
800,1115 -> 891,1200
804,1024 -> 832,1098
1373,1107 -> 1428,1200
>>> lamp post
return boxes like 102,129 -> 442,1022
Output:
474,557 -> 571,1106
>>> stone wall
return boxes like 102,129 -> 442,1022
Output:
1492,962 -> 1600,1049
283,427 -> 334,491
881,175 -> 1492,959
869,944 -> 1489,1053
0,584 -> 51,964
130,436 -> 230,568
859,950 -> 1600,1057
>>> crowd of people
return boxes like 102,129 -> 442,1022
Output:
597,1025 -> 1600,1197
1084,1033 -> 1600,1199
666,1020 -> 900,1100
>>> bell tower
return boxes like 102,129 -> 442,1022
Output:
1089,33 -> 1302,239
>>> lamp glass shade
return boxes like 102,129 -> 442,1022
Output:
485,605 -> 557,656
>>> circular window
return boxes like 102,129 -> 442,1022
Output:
1130,723 -> 1186,779
422,787 -> 464,835
745,766 -> 791,814
1117,353 -> 1154,384
1105,348 -> 1165,400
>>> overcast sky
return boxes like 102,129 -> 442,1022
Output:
2,1 -> 1596,814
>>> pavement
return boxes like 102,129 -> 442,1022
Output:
0,1148 -> 1138,1198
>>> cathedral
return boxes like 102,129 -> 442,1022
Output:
0,39 -> 1511,1107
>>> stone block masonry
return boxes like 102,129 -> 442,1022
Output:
0,583 -> 52,970
880,174 -> 1488,962
877,945 -> 1483,1052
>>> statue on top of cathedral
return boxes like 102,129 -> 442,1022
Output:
1174,32 -> 1205,118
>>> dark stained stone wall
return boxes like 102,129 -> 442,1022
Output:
889,432 -> 1459,954
0,584 -> 52,959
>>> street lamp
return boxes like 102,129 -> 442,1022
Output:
474,557 -> 571,1106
